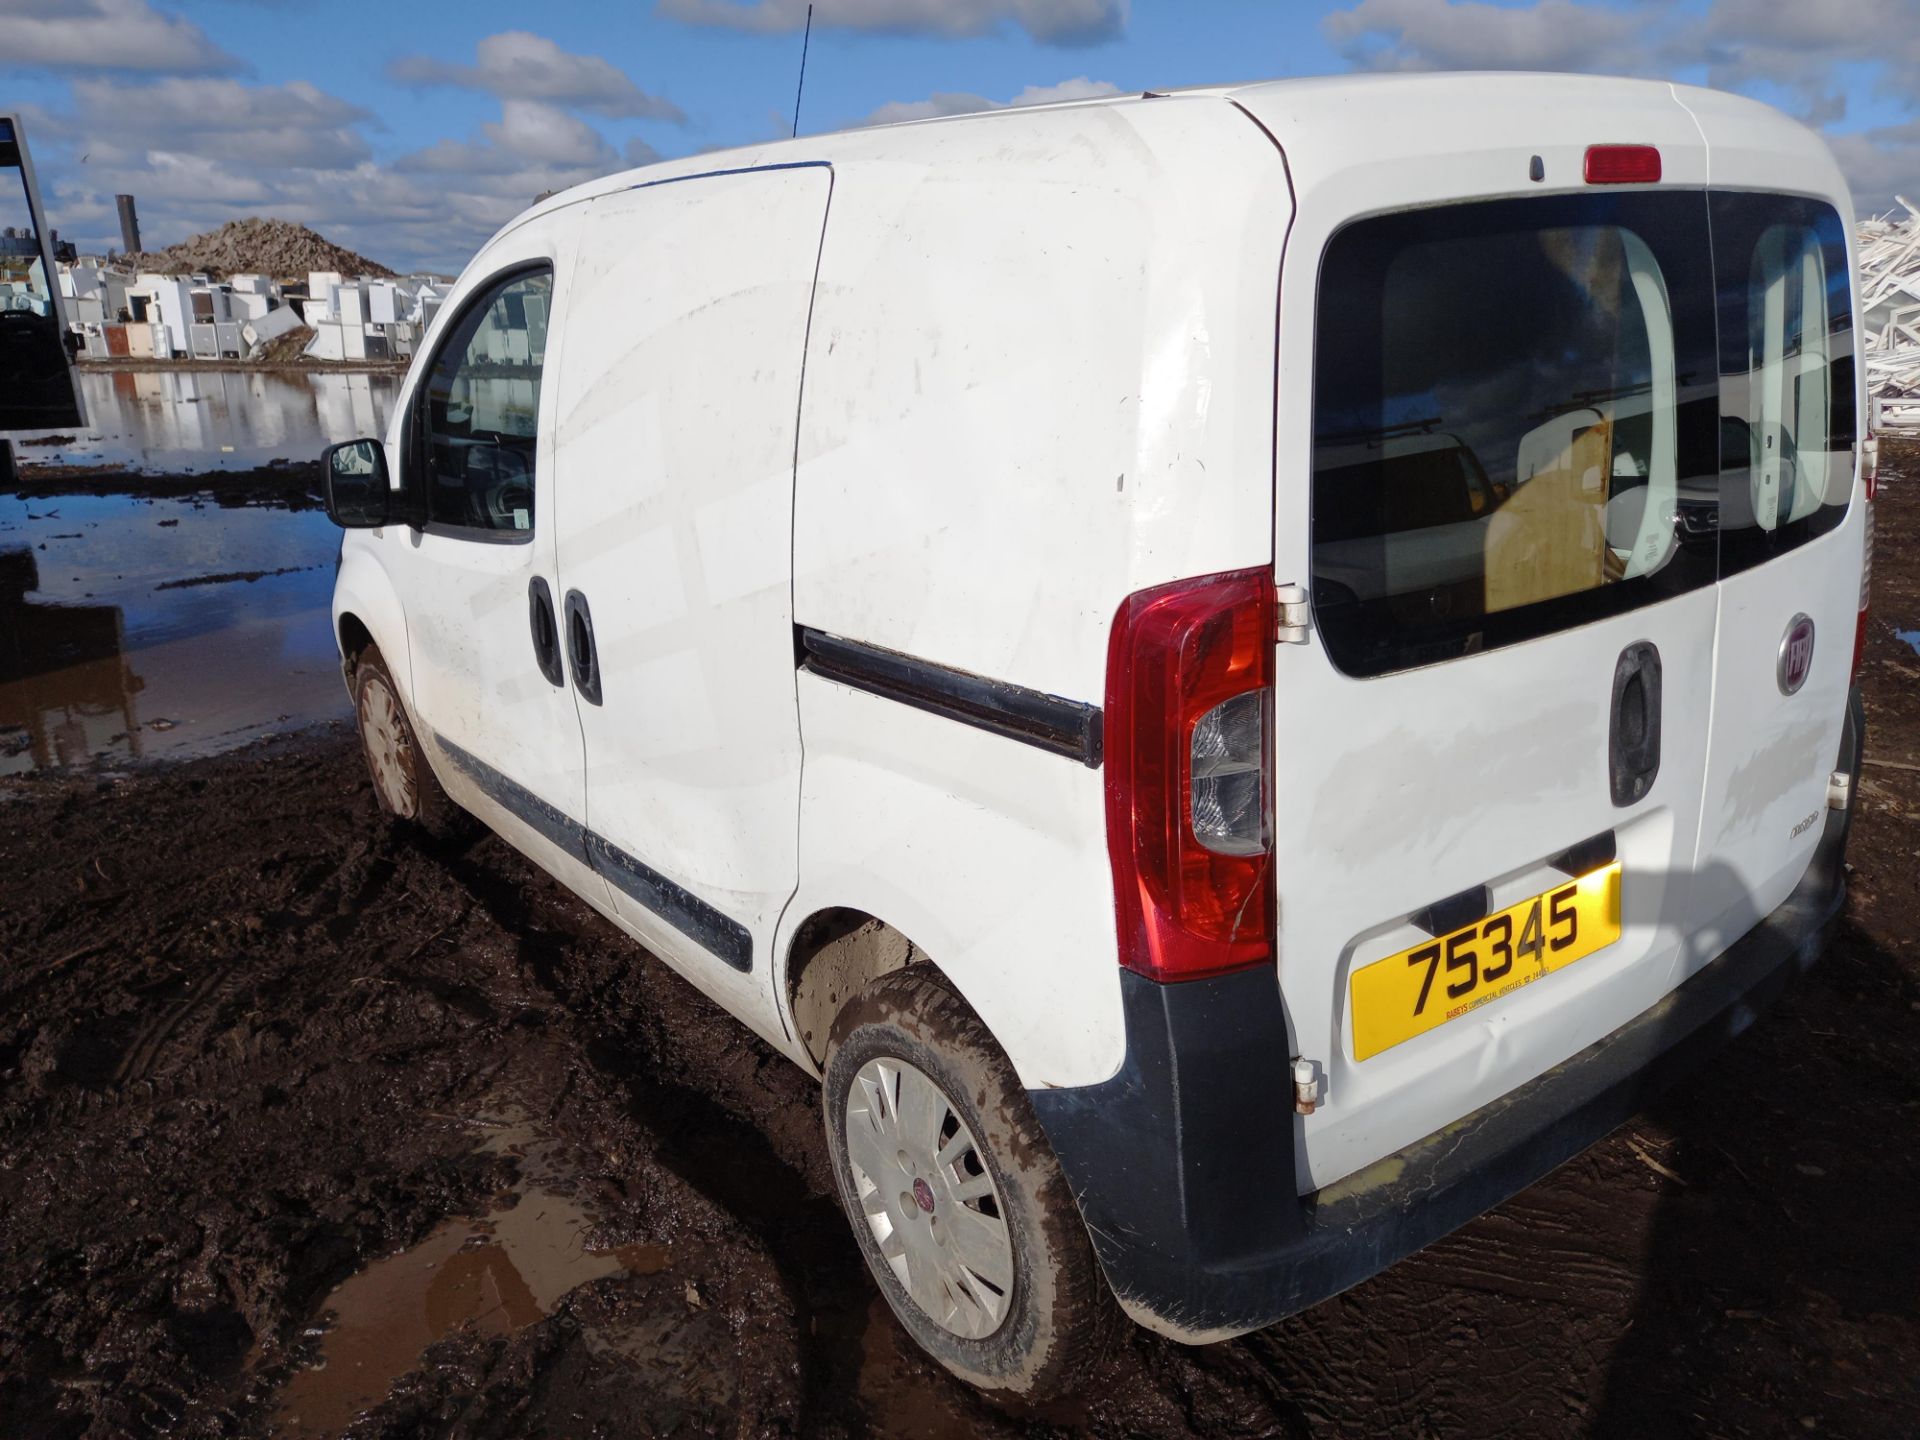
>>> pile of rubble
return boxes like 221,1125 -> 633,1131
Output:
1861,199 -> 1920,434
123,218 -> 393,282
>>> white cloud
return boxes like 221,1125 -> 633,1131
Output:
1828,120 -> 1920,216
32,81 -> 626,274
1324,0 -> 1654,73
65,77 -> 372,170
659,0 -> 1126,45
1694,0 -> 1920,103
1702,0 -> 1920,61
18,23 -> 685,274
482,100 -> 618,168
863,75 -> 1120,127
0,0 -> 239,73
388,31 -> 684,122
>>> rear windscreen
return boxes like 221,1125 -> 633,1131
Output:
1311,190 -> 1854,678
1710,193 -> 1856,577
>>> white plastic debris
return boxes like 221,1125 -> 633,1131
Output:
1860,197 -> 1920,435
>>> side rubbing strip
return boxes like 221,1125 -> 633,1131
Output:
435,733 -> 589,865
585,833 -> 754,973
432,732 -> 753,972
797,628 -> 1104,768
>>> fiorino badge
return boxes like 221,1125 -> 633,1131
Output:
1778,614 -> 1816,696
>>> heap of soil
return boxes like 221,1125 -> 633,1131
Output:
0,452 -> 1915,1438
122,219 -> 394,281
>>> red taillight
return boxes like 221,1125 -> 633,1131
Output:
1104,568 -> 1274,984
1584,144 -> 1662,185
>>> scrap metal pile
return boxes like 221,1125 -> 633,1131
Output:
1862,199 -> 1920,434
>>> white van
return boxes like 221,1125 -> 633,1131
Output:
325,73 -> 1873,1400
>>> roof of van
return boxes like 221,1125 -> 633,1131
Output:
494,71 -> 1830,252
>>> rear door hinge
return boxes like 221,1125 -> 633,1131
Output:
1276,582 -> 1311,644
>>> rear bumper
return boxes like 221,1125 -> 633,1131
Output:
1031,686 -> 1864,1344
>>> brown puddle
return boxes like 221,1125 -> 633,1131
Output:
854,1294 -> 988,1440
274,1119 -> 670,1437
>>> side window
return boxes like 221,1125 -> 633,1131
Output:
1711,194 -> 1855,575
415,267 -> 552,538
1311,193 -> 1719,677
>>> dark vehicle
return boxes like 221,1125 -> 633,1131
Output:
0,114 -> 84,443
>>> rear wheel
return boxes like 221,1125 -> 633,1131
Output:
351,645 -> 470,843
822,968 -> 1113,1403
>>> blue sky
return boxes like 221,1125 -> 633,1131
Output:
6,0 -> 1919,273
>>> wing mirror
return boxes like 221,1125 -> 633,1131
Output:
322,439 -> 392,528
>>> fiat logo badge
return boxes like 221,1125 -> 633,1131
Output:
1777,614 -> 1815,696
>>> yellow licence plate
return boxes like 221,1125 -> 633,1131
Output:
1350,863 -> 1623,1061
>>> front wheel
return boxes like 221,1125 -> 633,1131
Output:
351,645 -> 471,844
822,968 -> 1113,1403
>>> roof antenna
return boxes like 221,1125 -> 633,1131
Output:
791,3 -> 813,138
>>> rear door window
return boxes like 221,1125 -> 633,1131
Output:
1710,193 -> 1855,576
1311,193 -> 1720,677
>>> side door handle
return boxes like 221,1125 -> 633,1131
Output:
528,577 -> 564,686
1609,640 -> 1662,807
563,589 -> 603,706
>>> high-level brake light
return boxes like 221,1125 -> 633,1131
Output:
1584,145 -> 1662,185
1105,568 -> 1275,984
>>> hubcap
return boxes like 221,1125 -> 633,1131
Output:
358,675 -> 418,819
844,1057 -> 1014,1340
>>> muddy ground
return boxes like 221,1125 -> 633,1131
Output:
2,452 -> 1918,1440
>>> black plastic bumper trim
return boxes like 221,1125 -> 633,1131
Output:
432,732 -> 753,973
1032,685 -> 1864,1343
797,627 -> 1103,768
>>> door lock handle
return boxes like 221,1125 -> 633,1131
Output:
563,589 -> 603,706
528,577 -> 564,687
1609,640 -> 1662,807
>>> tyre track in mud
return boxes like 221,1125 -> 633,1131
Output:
1,451 -> 1917,1439
0,750 -> 814,1438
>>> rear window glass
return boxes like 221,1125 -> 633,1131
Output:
1311,190 -> 1851,678
1710,194 -> 1855,576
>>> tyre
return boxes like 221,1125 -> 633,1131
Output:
822,967 -> 1113,1403
350,645 -> 471,844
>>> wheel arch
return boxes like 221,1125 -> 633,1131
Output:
331,539 -> 410,703
337,610 -> 375,670
784,907 -> 942,1072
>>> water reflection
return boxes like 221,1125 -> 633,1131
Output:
0,546 -> 141,768
273,1107 -> 681,1437
11,367 -> 403,471
0,491 -> 347,773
